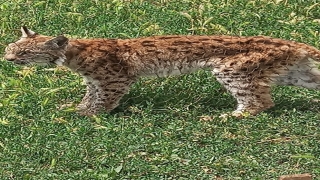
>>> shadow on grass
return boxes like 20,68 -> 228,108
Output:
114,77 -> 320,117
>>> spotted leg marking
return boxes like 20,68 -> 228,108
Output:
77,75 -> 135,116
76,76 -> 97,112
216,73 -> 275,117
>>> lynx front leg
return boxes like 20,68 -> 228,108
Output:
78,77 -> 135,116
76,80 -> 97,112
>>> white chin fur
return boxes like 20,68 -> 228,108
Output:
54,57 -> 65,66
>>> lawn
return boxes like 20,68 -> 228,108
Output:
1,0 -> 320,179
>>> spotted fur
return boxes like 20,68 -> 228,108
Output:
4,27 -> 320,117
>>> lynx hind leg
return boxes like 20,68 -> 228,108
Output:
214,69 -> 274,118
275,58 -> 320,90
228,81 -> 273,117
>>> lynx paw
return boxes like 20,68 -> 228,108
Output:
232,111 -> 251,118
219,111 -> 250,119
58,103 -> 75,110
76,103 -> 89,111
77,109 -> 98,116
76,103 -> 98,116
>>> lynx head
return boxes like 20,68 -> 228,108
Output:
4,26 -> 69,66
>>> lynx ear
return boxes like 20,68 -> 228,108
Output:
21,26 -> 37,37
44,36 -> 69,49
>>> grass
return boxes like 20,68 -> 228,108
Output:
1,0 -> 320,179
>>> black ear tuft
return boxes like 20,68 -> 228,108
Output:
22,26 -> 28,33
45,36 -> 69,49
21,26 -> 37,37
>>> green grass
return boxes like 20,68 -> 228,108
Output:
1,0 -> 320,179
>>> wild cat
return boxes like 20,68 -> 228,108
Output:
4,27 -> 320,117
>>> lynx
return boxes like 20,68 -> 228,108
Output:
4,27 -> 320,117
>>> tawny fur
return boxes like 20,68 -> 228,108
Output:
4,27 -> 320,117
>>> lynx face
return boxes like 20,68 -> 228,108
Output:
4,27 -> 69,66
